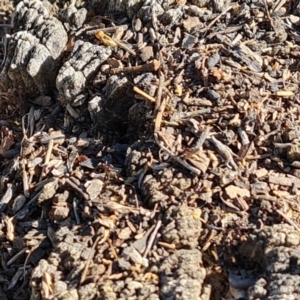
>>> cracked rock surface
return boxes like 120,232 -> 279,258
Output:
240,224 -> 300,300
0,0 -> 67,102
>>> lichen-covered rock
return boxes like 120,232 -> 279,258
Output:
162,205 -> 202,248
239,224 -> 300,300
159,249 -> 206,300
0,0 -> 68,101
56,40 -> 111,106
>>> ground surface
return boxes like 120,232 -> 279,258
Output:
1,1 -> 300,300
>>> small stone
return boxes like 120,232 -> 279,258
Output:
225,185 -> 250,199
181,33 -> 198,49
254,168 -> 268,178
76,138 -> 90,147
207,53 -> 220,68
199,191 -> 212,203
38,180 -> 58,204
182,16 -> 202,32
118,227 -> 132,240
206,89 -> 220,101
140,46 -> 154,62
85,179 -> 104,200
287,142 -> 300,161
286,231 -> 300,246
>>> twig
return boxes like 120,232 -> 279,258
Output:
154,95 -> 167,132
22,170 -> 30,198
80,229 -> 109,284
65,178 -> 89,201
184,127 -> 209,159
73,198 -> 81,224
204,5 -> 233,32
157,241 -> 176,250
40,139 -> 54,179
143,219 -> 162,258
133,86 -> 156,102
262,0 -> 274,28
155,71 -> 164,113
113,38 -> 136,56
7,248 -> 28,266
84,24 -> 128,36
209,135 -> 239,170
0,183 -> 14,210
155,132 -> 201,175
276,209 -> 300,231
14,191 -> 42,220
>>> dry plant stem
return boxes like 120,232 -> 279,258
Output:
157,241 -> 176,250
154,96 -> 167,132
143,219 -> 162,258
22,170 -> 30,198
44,139 -> 54,165
111,59 -> 160,75
14,191 -> 42,220
276,209 -> 300,231
108,238 -> 119,260
4,215 -> 14,241
150,203 -> 159,219
108,272 -> 128,280
113,38 -> 136,56
0,183 -> 13,208
262,0 -> 274,28
273,0 -> 286,12
7,248 -> 28,266
133,86 -> 156,102
210,135 -> 239,170
73,198 -> 81,224
65,178 -> 89,201
80,229 -> 109,284
155,132 -> 201,175
155,71 -> 165,112
66,104 -> 79,119
205,5 -> 233,31
40,139 -> 54,180
84,24 -> 128,36
184,128 -> 209,159
34,178 -> 55,192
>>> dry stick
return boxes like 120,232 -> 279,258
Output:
157,241 -> 176,250
34,178 -> 55,192
85,24 -> 128,36
133,86 -> 156,102
143,219 -> 162,258
65,178 -> 89,201
154,96 -> 167,132
262,0 -> 274,28
204,5 -> 233,31
44,139 -> 54,165
113,38 -> 136,56
154,71 -> 165,131
273,0 -> 286,13
73,198 -> 81,224
7,248 -> 28,266
80,229 -> 110,284
110,59 -> 160,75
40,139 -> 54,180
276,209 -> 300,231
155,71 -> 164,113
154,132 -> 201,175
22,170 -> 30,198
14,191 -> 42,220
